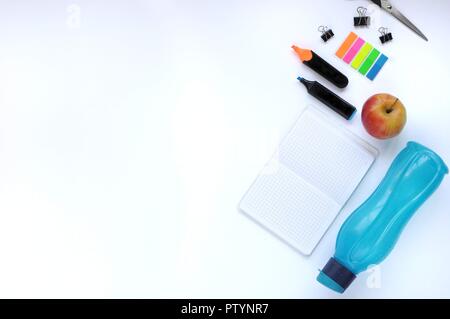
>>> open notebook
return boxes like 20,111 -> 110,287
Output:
239,107 -> 378,255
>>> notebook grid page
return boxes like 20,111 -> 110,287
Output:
239,164 -> 340,254
279,110 -> 376,206
239,107 -> 377,255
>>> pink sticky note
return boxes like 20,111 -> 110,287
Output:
343,38 -> 365,64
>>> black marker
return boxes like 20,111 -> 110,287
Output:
297,76 -> 356,120
292,45 -> 349,89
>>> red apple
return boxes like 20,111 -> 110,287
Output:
361,93 -> 407,139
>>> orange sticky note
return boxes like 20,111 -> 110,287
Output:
336,32 -> 358,59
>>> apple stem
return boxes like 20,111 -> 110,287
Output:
386,98 -> 398,114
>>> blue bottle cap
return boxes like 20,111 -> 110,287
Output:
317,258 -> 356,293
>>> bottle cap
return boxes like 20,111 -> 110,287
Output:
317,257 -> 356,293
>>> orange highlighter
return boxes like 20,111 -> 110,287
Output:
292,45 -> 349,88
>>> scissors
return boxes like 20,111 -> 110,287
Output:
370,0 -> 428,41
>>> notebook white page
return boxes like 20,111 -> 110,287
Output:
239,106 -> 378,255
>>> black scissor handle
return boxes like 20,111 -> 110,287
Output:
370,0 -> 382,7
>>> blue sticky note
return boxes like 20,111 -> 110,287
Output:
366,54 -> 388,80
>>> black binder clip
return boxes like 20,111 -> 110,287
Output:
354,7 -> 370,26
318,26 -> 334,42
379,27 -> 393,44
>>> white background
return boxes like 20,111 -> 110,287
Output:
0,0 -> 449,298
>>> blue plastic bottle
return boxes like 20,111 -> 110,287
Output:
317,141 -> 448,293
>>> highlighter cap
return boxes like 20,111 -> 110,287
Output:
317,257 -> 356,293
292,45 -> 312,62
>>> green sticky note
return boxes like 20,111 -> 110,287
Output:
351,43 -> 373,70
359,48 -> 380,75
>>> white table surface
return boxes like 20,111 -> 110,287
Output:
0,0 -> 449,298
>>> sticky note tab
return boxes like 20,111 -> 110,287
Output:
359,49 -> 380,75
336,33 -> 387,80
343,38 -> 365,64
366,54 -> 388,80
351,43 -> 373,69
336,32 -> 358,59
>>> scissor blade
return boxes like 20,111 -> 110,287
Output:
386,5 -> 428,41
